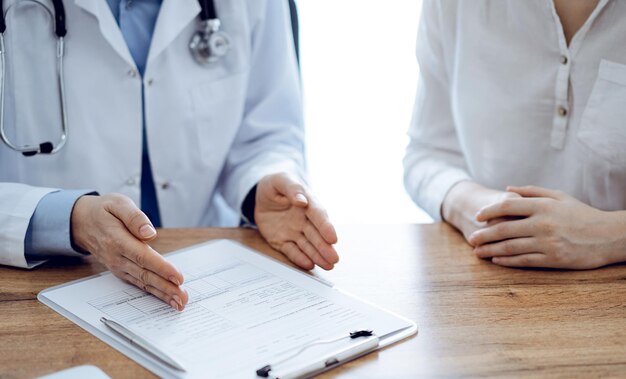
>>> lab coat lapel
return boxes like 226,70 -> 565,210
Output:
147,0 -> 201,65
73,0 -> 136,68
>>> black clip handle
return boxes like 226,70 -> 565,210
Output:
350,330 -> 374,339
256,364 -> 272,378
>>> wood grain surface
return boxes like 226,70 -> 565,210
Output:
2,224 -> 626,379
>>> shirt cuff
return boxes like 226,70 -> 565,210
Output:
406,166 -> 471,222
24,189 -> 96,260
240,184 -> 258,227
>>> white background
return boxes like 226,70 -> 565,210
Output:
298,1 -> 430,224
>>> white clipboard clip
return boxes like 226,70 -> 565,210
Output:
256,330 -> 379,379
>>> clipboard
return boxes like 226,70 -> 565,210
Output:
39,240 -> 417,378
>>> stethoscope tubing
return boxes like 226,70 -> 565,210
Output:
0,0 -> 226,156
0,0 -> 68,156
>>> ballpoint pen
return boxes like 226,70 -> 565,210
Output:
100,317 -> 186,372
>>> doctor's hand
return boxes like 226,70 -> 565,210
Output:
469,186 -> 626,269
255,174 -> 339,271
442,181 -> 521,242
71,194 -> 189,311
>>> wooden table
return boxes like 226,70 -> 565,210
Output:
2,224 -> 626,378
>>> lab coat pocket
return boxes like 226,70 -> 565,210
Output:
577,60 -> 626,166
190,73 -> 247,165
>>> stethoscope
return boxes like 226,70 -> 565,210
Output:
0,0 -> 230,157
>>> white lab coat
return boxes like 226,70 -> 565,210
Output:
0,0 -> 305,268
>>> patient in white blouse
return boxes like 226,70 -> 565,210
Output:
404,0 -> 626,269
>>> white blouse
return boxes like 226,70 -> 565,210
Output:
404,0 -> 626,219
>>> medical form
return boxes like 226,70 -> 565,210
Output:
39,240 -> 416,378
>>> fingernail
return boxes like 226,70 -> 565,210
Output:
140,224 -> 157,239
172,294 -> 183,307
169,276 -> 181,286
169,300 -> 179,311
295,193 -> 308,204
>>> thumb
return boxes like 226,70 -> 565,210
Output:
271,174 -> 309,208
106,195 -> 157,241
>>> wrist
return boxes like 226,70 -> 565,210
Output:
70,195 -> 96,253
442,181 -> 483,228
602,210 -> 626,266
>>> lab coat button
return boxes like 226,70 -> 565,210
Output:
126,178 -> 136,186
161,182 -> 170,190
147,79 -> 154,86
560,55 -> 568,65
127,69 -> 138,78
558,106 -> 568,117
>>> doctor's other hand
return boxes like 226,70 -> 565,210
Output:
442,181 -> 521,243
469,186 -> 626,270
255,173 -> 339,271
71,194 -> 188,311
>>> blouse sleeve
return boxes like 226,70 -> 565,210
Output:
403,0 -> 470,220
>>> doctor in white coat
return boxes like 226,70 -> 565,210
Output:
0,0 -> 339,311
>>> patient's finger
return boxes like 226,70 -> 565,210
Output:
474,237 -> 538,258
491,253 -> 547,268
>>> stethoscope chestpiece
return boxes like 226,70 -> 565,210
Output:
189,19 -> 230,65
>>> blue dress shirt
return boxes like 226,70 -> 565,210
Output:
25,0 -> 163,259
109,0 -> 164,228
24,190 -> 95,260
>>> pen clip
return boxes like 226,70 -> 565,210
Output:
256,329 -> 377,378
